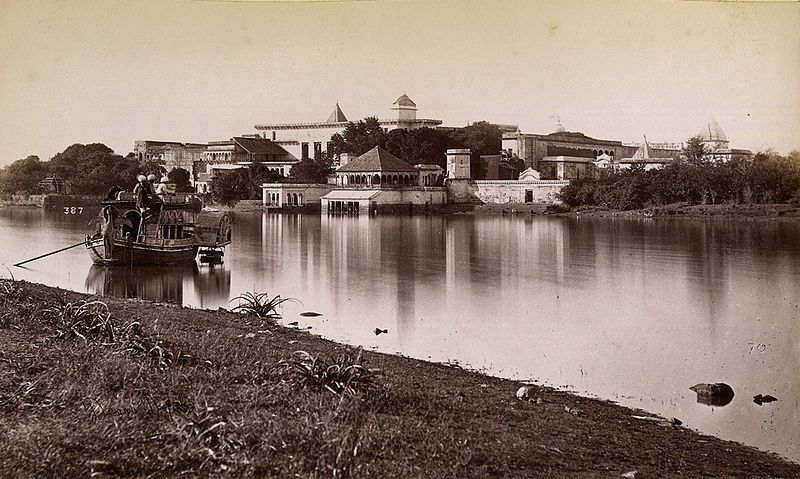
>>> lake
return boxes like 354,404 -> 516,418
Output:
1,206 -> 798,462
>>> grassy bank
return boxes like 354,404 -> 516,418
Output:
1,279 -> 798,478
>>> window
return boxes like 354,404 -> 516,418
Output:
162,225 -> 183,240
314,142 -> 322,156
301,143 -> 309,159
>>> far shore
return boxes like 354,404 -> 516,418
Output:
3,195 -> 800,221
1,278 -> 798,477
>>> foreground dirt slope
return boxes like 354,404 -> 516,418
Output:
0,280 -> 797,478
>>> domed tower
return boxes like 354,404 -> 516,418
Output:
696,117 -> 729,151
392,93 -> 417,123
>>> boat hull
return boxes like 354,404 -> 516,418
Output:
86,238 -> 199,266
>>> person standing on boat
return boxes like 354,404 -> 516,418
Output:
133,174 -> 154,214
101,206 -> 116,259
154,175 -> 169,198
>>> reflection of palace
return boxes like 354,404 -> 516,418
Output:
85,263 -> 230,306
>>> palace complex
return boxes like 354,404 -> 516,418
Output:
133,94 -> 753,203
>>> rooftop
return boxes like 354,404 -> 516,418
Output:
233,137 -> 290,156
392,94 -> 416,108
326,103 -> 348,123
337,146 -> 416,173
697,118 -> 728,143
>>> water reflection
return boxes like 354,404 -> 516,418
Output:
85,263 -> 230,306
2,208 -> 799,462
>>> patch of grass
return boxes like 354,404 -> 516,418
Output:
281,347 -> 382,396
162,402 -> 244,471
43,295 -> 115,343
230,291 -> 293,319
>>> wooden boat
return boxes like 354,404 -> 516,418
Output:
85,192 -> 232,266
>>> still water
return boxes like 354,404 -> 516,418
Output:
1,207 -> 798,462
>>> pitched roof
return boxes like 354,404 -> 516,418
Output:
326,103 -> 348,123
336,146 -> 416,172
233,137 -> 289,155
392,94 -> 416,108
697,118 -> 728,143
631,137 -> 652,160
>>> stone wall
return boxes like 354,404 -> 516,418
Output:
42,194 -> 103,210
474,180 -> 568,204
0,194 -> 45,207
446,179 -> 568,205
445,179 -> 481,204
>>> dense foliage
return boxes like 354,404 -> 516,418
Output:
49,144 -> 140,195
384,127 -> 453,168
208,163 -> 284,206
334,117 -> 387,156
286,152 -> 334,184
167,167 -> 193,193
333,119 -> 505,169
558,150 -> 800,210
0,144 -> 144,196
0,155 -> 49,195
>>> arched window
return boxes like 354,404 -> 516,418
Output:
298,193 -> 303,205
373,174 -> 380,185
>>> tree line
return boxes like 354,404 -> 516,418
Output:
558,147 -> 800,210
0,143 -> 193,196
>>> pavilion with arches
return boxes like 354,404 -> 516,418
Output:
334,146 -> 420,188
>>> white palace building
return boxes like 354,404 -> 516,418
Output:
253,94 -> 442,161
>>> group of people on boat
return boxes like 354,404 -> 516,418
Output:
103,174 -> 176,215
133,174 -> 176,214
94,174 -> 178,251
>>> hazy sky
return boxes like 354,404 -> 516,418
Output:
1,0 -> 798,165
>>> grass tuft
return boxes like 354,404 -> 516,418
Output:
230,291 -> 293,319
164,402 -> 244,471
281,347 -> 382,396
44,295 -> 115,343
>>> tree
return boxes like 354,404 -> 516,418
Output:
209,170 -> 250,207
49,143 -> 139,194
0,155 -> 49,195
450,121 -> 502,158
167,167 -> 193,193
246,163 -> 284,197
337,117 -> 387,156
682,136 -> 709,165
208,164 -> 285,206
385,127 -> 452,168
287,151 -> 334,184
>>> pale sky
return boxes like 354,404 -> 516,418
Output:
1,0 -> 798,166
